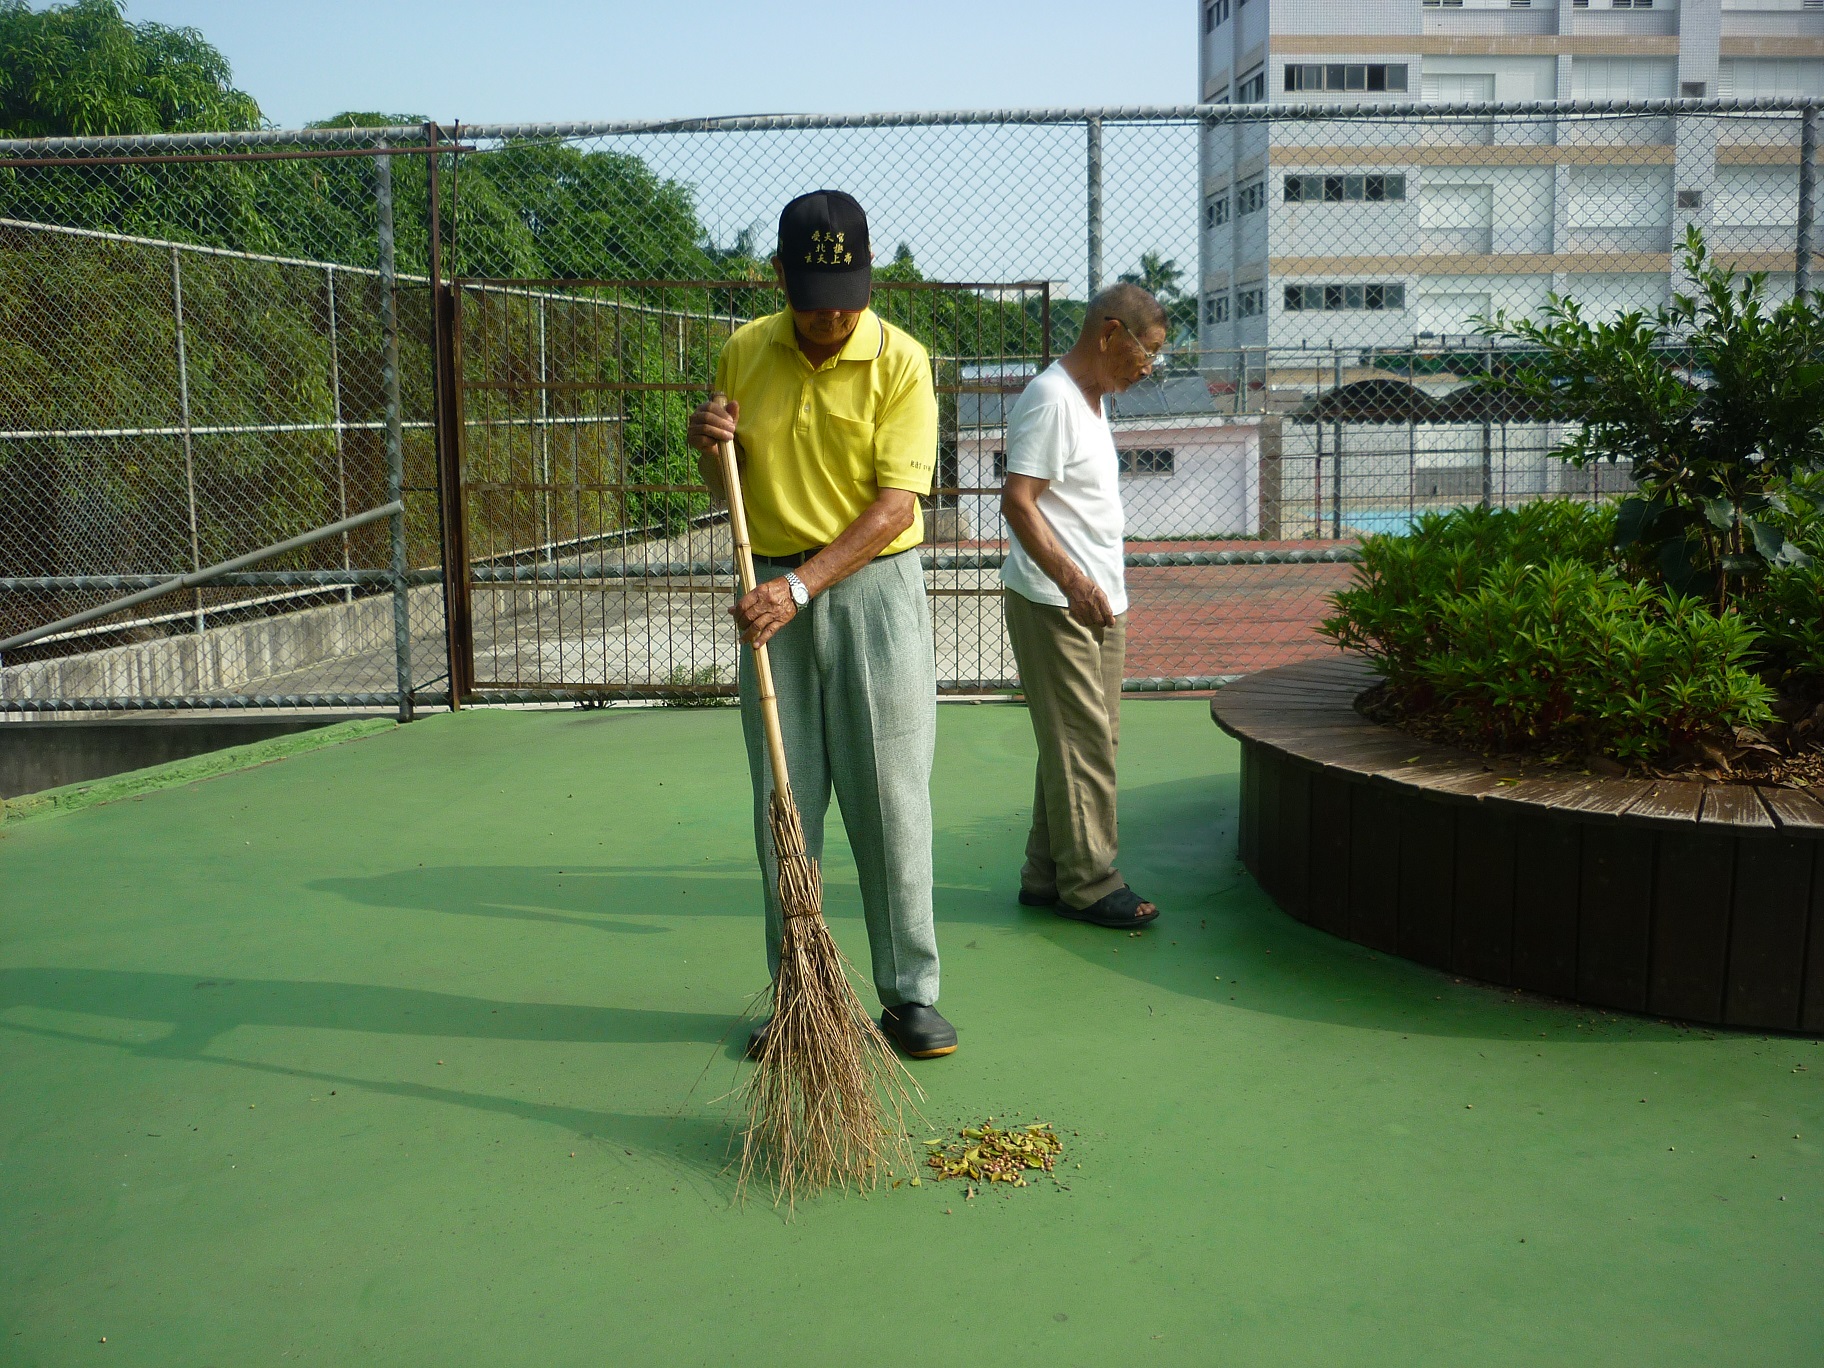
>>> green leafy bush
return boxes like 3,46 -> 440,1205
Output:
1320,504 -> 1777,763
1484,229 -> 1824,609
1319,501 -> 1615,683
1743,561 -> 1824,690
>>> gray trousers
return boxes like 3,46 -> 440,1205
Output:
739,552 -> 941,1008
1002,587 -> 1128,910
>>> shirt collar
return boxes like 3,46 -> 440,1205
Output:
838,309 -> 886,362
767,307 -> 886,365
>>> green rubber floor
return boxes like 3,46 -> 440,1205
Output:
2,701 -> 1820,1367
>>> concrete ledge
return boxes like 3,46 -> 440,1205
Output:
0,717 -> 396,825
0,715 -> 387,799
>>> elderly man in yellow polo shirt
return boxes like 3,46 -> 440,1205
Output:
686,190 -> 956,1060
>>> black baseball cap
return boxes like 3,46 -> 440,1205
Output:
777,190 -> 871,312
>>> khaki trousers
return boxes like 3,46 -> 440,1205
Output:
1001,587 -> 1127,909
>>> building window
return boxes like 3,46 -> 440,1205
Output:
1284,64 -> 1409,94
1611,0 -> 1652,7
1509,0 -> 1531,6
1572,0 -> 1588,7
991,450 -> 1007,479
1422,0 -> 1464,7
1237,287 -> 1266,317
1206,193 -> 1230,227
1681,81 -> 1707,97
1204,0 -> 1231,28
1237,178 -> 1266,214
1204,293 -> 1231,324
1237,66 -> 1266,102
1283,283 -> 1407,312
1283,173 -> 1407,203
1119,449 -> 1176,476
1676,189 -> 1704,209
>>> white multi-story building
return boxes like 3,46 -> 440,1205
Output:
1197,0 -> 1824,359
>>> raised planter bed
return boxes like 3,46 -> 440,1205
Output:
1211,658 -> 1824,1033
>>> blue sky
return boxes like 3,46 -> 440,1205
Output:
122,1 -> 1198,130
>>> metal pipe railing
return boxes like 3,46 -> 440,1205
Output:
0,501 -> 404,659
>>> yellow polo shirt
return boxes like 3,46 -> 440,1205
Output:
714,308 -> 937,558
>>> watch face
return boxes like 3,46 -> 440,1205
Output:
787,573 -> 809,606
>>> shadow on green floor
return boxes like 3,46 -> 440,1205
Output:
0,1013 -> 738,1181
0,967 -> 746,1179
942,771 -> 1705,1048
308,867 -> 759,934
289,769 -> 1707,1050
0,967 -> 732,1054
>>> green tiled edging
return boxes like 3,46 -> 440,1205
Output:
0,717 -> 396,828
1213,658 -> 1824,1034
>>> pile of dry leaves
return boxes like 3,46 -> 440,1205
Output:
923,1121 -> 1064,1188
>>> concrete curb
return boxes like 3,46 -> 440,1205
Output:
0,717 -> 397,829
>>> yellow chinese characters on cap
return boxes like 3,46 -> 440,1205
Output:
804,229 -> 854,267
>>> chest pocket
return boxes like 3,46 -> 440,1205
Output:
822,410 -> 877,476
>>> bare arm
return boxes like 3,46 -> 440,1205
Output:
1001,473 -> 1114,629
687,392 -> 740,500
729,489 -> 916,648
690,393 -> 919,648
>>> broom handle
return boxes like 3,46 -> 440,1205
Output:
718,436 -> 794,803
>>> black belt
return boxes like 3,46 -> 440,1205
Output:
752,548 -> 821,568
752,546 -> 913,568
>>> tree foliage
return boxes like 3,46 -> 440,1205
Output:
1485,228 -> 1824,610
1117,249 -> 1198,358
0,0 -> 262,138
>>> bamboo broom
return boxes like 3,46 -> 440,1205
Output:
716,435 -> 919,1206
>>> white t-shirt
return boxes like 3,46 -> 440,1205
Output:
998,361 -> 1128,615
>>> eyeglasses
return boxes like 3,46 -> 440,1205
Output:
1112,315 -> 1167,363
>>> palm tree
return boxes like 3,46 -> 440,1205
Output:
1120,251 -> 1196,361
1119,251 -> 1184,303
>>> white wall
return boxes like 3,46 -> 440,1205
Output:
957,420 -> 1262,540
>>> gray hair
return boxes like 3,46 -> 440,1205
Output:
1081,282 -> 1167,340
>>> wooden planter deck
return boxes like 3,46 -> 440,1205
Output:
1211,658 -> 1824,1033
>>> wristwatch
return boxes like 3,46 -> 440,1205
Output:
783,571 -> 810,608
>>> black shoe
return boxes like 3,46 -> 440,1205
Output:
879,1003 -> 958,1059
1055,885 -> 1160,929
1018,888 -> 1058,907
745,1017 -> 772,1060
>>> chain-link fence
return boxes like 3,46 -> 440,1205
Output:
1,101 -> 1818,713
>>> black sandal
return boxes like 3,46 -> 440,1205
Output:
1017,889 -> 1059,907
1055,885 -> 1159,929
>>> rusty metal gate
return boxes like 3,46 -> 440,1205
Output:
444,277 -> 1052,700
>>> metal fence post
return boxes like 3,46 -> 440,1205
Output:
1799,103 -> 1817,298
1330,350 -> 1343,540
325,264 -> 353,602
1086,115 -> 1103,296
376,140 -> 414,720
170,247 -> 205,636
1481,338 -> 1494,510
538,296 -> 553,563
426,121 -> 473,707
1313,407 -> 1324,538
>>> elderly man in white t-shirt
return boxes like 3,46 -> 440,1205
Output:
999,283 -> 1167,929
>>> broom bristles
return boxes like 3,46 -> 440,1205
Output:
736,790 -> 921,1207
